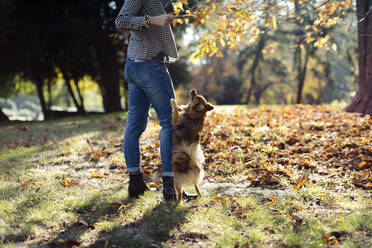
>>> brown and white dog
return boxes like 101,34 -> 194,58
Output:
170,90 -> 214,203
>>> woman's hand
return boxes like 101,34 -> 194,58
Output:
149,14 -> 174,27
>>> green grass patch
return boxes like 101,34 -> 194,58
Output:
0,107 -> 371,247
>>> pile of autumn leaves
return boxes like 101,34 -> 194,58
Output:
198,105 -> 371,190
78,105 -> 370,190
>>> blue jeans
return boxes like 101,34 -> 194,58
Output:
123,53 -> 175,177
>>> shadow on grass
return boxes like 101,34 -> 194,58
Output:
0,112 -> 128,177
41,192 -> 189,248
38,193 -> 135,247
0,111 -> 127,148
86,200 -> 189,248
0,146 -> 46,177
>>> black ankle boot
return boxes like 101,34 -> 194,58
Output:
182,191 -> 198,200
128,172 -> 152,198
162,176 -> 177,201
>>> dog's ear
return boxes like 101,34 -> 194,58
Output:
190,90 -> 197,98
206,103 -> 214,111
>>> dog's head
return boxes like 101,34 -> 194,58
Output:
185,90 -> 214,118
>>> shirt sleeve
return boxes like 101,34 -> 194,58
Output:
115,0 -> 145,31
160,0 -> 171,8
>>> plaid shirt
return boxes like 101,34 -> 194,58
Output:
115,0 -> 179,63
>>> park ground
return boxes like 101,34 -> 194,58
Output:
0,105 -> 371,248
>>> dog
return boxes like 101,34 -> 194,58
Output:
170,90 -> 214,203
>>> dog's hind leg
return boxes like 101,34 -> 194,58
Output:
175,185 -> 183,204
194,184 -> 202,197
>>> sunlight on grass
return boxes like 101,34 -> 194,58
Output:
1,107 -> 371,247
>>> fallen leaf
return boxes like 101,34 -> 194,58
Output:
322,232 -> 330,243
292,204 -> 302,211
359,161 -> 367,168
110,198 -> 124,205
60,150 -> 73,156
322,231 -> 339,244
268,195 -> 279,202
17,125 -> 28,131
294,173 -> 309,190
60,176 -> 78,187
118,203 -> 132,211
147,181 -> 162,190
90,171 -> 104,178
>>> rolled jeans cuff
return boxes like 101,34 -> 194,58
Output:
162,171 -> 174,177
127,167 -> 142,174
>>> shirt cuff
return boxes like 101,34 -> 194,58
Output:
130,16 -> 145,30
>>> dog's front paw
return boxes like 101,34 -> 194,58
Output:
170,98 -> 177,109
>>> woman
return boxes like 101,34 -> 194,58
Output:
115,0 -> 195,200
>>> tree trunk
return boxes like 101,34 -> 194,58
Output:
294,0 -> 308,104
35,79 -> 49,120
345,0 -> 372,115
95,35 -> 122,113
65,76 -> 84,113
73,78 -> 86,114
47,80 -> 52,108
254,81 -> 275,105
296,47 -> 310,104
247,33 -> 266,104
0,108 -> 9,122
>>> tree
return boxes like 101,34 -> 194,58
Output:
0,0 -> 55,119
345,0 -> 372,115
0,0 -> 16,121
216,76 -> 244,105
52,0 -> 124,113
246,32 -> 267,104
0,0 -> 126,117
181,0 -> 360,107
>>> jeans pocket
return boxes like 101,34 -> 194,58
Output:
153,61 -> 167,72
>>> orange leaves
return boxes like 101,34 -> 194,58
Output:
110,198 -> 132,211
60,150 -> 73,156
200,105 -> 372,191
352,169 -> 372,189
294,173 -> 309,190
82,139 -> 116,162
290,0 -> 306,4
212,194 -> 254,218
248,170 -> 280,187
322,232 -> 340,245
60,176 -> 79,187
359,161 -> 367,168
213,196 -> 230,201
147,181 -> 162,190
292,204 -> 302,211
21,181 -> 43,188
268,195 -> 279,203
61,177 -> 70,186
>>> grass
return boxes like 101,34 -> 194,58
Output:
0,105 -> 371,247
